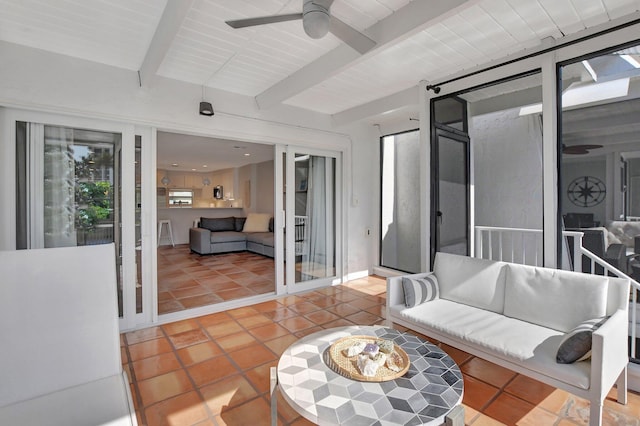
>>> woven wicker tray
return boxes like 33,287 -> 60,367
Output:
324,335 -> 410,382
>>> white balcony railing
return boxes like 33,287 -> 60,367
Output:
475,226 -> 640,363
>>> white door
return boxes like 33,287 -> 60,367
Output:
275,146 -> 342,294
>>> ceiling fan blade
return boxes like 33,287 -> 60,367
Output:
576,144 -> 603,150
226,13 -> 302,29
329,16 -> 376,54
563,147 -> 590,154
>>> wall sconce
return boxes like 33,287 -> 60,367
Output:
161,176 -> 170,186
199,86 -> 214,116
202,177 -> 211,186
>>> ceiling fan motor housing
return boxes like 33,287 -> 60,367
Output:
303,1 -> 330,39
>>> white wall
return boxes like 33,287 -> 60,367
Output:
472,108 -> 544,230
340,124 -> 380,277
255,160 -> 275,215
380,132 -> 421,273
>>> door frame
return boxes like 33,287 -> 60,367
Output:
275,145 -> 343,295
1,108 -> 139,330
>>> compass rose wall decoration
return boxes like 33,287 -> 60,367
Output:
567,176 -> 606,207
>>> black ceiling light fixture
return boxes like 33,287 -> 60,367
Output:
426,84 -> 441,94
199,86 -> 214,116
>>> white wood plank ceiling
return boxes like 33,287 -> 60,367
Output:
0,0 -> 639,121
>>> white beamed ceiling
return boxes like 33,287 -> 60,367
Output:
1,0 -> 639,121
0,0 -> 167,70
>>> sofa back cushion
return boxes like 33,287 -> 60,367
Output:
200,216 -> 235,232
433,253 -> 507,314
503,264 -> 608,333
0,244 -> 121,407
235,217 -> 247,232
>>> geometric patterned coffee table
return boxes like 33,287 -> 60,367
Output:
274,325 -> 464,425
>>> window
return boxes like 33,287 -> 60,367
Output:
380,130 -> 421,273
168,189 -> 193,206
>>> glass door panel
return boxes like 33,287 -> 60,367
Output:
432,131 -> 470,261
284,148 -> 340,293
15,122 -> 123,313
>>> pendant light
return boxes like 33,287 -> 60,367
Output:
199,86 -> 214,116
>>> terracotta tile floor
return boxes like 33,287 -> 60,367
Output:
157,245 -> 275,314
123,276 -> 640,425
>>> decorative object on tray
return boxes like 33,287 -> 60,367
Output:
324,335 -> 410,381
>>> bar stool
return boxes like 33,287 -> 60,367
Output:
157,219 -> 175,247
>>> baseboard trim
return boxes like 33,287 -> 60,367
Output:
344,270 -> 370,281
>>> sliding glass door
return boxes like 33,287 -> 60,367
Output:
11,112 -> 144,330
276,146 -> 342,293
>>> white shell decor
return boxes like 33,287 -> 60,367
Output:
357,354 -> 380,377
344,341 -> 366,357
386,351 -> 404,372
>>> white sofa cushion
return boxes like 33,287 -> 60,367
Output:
242,213 -> 271,232
503,264 -> 608,333
433,252 -> 507,314
397,299 -> 591,390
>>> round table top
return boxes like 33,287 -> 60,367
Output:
277,325 -> 464,426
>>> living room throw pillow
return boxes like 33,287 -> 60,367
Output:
242,213 -> 271,233
402,274 -> 439,308
556,317 -> 607,364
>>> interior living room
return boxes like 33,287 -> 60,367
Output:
156,132 -> 277,314
2,1 -> 640,425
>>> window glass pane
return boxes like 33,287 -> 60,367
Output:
294,154 -> 336,283
380,130 -> 420,273
135,135 -> 143,314
433,97 -> 466,131
463,72 -> 544,265
559,42 -> 640,274
168,190 -> 193,206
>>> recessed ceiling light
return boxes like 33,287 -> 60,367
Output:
171,163 -> 179,167
244,153 -> 251,156
202,165 -> 208,168
191,168 -> 196,171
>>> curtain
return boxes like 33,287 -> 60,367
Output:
43,126 -> 77,247
303,156 -> 330,278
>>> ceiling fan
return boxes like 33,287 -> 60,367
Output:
562,144 -> 603,155
225,0 -> 376,55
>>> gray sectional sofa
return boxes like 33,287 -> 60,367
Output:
189,216 -> 274,257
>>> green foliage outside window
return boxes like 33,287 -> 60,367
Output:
76,181 -> 113,230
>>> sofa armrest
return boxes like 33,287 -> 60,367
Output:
189,227 -> 211,254
591,309 -> 629,400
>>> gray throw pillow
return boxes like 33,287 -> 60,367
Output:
402,274 -> 439,308
556,317 -> 607,364
200,217 -> 235,232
